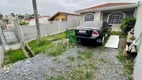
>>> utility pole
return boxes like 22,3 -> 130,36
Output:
32,0 -> 41,42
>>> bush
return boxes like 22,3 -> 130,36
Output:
120,17 -> 136,35
20,22 -> 29,25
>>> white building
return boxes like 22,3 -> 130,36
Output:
28,16 -> 50,26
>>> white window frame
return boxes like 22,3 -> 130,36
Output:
83,13 -> 95,22
107,12 -> 126,24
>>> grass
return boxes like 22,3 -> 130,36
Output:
4,32 -> 66,65
111,31 -> 126,38
67,56 -> 75,61
47,75 -> 66,80
4,49 -> 27,65
98,58 -> 107,63
77,50 -> 93,60
45,42 -> 69,56
28,32 -> 66,55
66,68 -> 94,80
116,48 -> 134,80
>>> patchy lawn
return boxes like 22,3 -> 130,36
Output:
4,49 -> 27,65
28,32 -> 66,55
3,32 -> 66,65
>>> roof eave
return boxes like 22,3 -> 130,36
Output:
75,4 -> 138,13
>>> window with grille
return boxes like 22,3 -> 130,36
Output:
84,13 -> 94,22
108,13 -> 125,24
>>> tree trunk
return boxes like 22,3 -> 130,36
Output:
32,0 -> 41,42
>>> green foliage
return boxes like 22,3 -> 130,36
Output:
111,31 -> 125,38
120,17 -> 136,35
77,50 -> 93,60
4,49 -> 27,64
20,22 -> 29,25
28,40 -> 53,55
66,68 -> 94,80
47,75 -> 66,80
67,56 -> 75,61
116,49 -> 134,79
45,42 -> 68,56
28,32 -> 66,55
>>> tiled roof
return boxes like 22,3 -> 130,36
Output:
76,3 -> 136,12
49,12 -> 79,21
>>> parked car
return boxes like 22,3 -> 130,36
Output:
75,21 -> 112,45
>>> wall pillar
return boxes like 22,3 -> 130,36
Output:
94,11 -> 102,20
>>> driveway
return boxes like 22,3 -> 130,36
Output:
0,39 -> 128,80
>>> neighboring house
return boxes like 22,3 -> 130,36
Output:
75,2 -> 139,31
28,16 -> 50,26
48,12 -> 79,21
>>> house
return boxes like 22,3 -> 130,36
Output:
75,2 -> 139,31
48,12 -> 79,21
28,16 -> 50,26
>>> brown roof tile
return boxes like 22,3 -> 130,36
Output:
76,3 -> 136,12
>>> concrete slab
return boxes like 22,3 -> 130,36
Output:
105,35 -> 120,49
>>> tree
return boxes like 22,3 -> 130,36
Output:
32,0 -> 41,42
11,13 -> 15,17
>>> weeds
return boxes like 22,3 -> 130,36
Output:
98,58 -> 107,63
45,42 -> 69,56
77,50 -> 93,60
66,67 -> 94,80
47,75 -> 66,80
116,49 -> 134,80
111,31 -> 125,38
67,56 -> 75,61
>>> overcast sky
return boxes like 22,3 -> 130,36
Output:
0,0 -> 139,16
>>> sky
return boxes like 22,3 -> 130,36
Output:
0,0 -> 140,16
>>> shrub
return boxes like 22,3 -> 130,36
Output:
120,17 -> 136,35
20,22 -> 29,25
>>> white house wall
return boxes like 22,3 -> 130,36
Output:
134,4 -> 142,80
67,15 -> 79,20
29,17 -> 49,26
94,11 -> 101,20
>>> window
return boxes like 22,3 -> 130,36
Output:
108,12 -> 125,24
84,13 -> 94,22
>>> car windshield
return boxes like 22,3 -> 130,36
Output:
79,21 -> 103,27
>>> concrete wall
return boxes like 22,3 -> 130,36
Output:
21,18 -> 78,41
29,17 -> 50,26
134,4 -> 142,80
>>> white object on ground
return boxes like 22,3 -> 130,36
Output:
105,35 -> 120,49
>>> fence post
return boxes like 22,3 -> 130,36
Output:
0,23 -> 6,52
58,21 -> 61,33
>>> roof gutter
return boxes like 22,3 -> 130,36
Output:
75,4 -> 139,13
